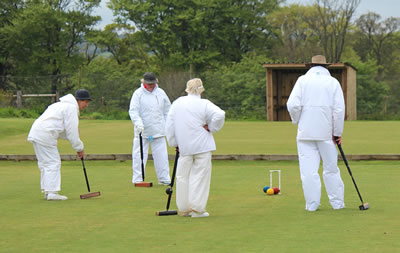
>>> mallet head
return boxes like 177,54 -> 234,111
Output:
165,187 -> 173,195
80,191 -> 101,199
155,210 -> 178,216
359,202 -> 370,210
134,182 -> 153,187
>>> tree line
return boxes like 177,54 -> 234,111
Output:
0,0 -> 399,119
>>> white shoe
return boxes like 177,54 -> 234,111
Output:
158,181 -> 171,186
179,212 -> 192,217
46,193 -> 68,201
192,212 -> 209,218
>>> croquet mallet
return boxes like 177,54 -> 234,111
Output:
156,150 -> 179,216
80,158 -> 101,199
335,137 -> 369,210
135,133 -> 153,187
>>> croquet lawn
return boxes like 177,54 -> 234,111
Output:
0,118 -> 399,155
0,118 -> 399,252
0,160 -> 399,253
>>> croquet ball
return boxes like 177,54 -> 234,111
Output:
273,187 -> 280,194
266,188 -> 275,195
263,186 -> 270,193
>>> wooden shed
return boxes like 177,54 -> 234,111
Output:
263,63 -> 357,121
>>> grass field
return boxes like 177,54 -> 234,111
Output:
1,118 -> 399,252
1,118 -> 400,154
0,159 -> 399,253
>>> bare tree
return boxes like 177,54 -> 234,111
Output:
356,13 -> 400,68
304,0 -> 360,62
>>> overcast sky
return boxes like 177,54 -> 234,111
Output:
94,0 -> 400,29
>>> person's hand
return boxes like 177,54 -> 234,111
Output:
203,124 -> 210,132
333,136 -> 342,145
77,150 -> 85,159
135,124 -> 144,134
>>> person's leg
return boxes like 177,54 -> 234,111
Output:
176,155 -> 193,216
189,152 -> 212,216
32,142 -> 65,200
318,140 -> 345,209
297,140 -> 321,211
150,137 -> 171,184
132,136 -> 149,183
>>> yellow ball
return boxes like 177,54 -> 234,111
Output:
266,188 -> 275,195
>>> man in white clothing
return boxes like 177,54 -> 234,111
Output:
129,72 -> 171,185
165,78 -> 225,218
27,89 -> 91,200
287,55 -> 346,211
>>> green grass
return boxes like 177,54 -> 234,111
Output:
0,160 -> 399,253
1,118 -> 400,154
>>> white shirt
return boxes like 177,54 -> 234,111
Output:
287,66 -> 345,141
165,94 -> 225,156
27,94 -> 84,151
129,84 -> 171,138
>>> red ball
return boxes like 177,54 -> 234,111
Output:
273,187 -> 280,194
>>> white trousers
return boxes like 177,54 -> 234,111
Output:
32,142 -> 61,192
176,152 -> 212,214
297,140 -> 345,211
132,136 -> 170,183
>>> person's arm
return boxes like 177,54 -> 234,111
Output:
64,105 -> 84,152
205,101 -> 225,133
163,91 -> 171,121
332,81 -> 345,137
129,90 -> 144,133
165,104 -> 177,147
286,78 -> 303,125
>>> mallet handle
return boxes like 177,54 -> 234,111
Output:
81,158 -> 91,192
139,133 -> 145,181
166,151 -> 180,211
336,140 -> 365,204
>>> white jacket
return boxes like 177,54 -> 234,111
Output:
129,84 -> 171,138
165,94 -> 225,156
27,94 -> 84,151
287,66 -> 345,141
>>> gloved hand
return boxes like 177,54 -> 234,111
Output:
135,124 -> 144,134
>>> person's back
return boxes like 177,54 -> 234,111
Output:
170,94 -> 223,156
287,66 -> 344,141
28,94 -> 82,150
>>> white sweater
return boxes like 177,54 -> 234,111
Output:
287,66 -> 345,141
129,84 -> 171,138
165,94 -> 225,156
27,94 -> 84,151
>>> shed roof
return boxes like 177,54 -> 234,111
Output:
263,62 -> 357,71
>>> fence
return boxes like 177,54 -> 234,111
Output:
13,90 -> 60,108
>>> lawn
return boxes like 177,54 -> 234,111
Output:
0,159 -> 399,253
0,118 -> 399,252
1,118 -> 400,155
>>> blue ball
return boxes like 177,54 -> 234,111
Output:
263,186 -> 270,193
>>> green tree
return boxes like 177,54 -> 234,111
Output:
0,0 -> 100,93
109,0 -> 281,71
268,4 -> 322,62
0,0 -> 24,89
304,0 -> 360,62
354,12 -> 400,77
201,52 -> 269,119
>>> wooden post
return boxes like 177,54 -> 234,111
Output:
16,90 -> 22,108
55,91 -> 60,102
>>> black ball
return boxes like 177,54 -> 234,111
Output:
166,188 -> 173,194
